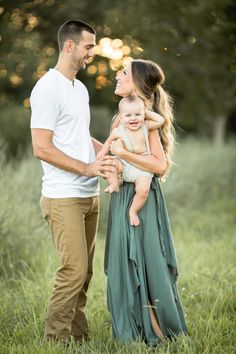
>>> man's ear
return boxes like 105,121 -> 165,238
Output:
64,39 -> 74,53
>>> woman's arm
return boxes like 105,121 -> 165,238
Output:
110,129 -> 167,176
111,113 -> 121,130
92,137 -> 103,155
96,128 -> 123,158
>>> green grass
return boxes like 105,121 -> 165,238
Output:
0,139 -> 236,353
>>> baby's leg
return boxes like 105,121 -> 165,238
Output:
104,158 -> 123,193
129,176 -> 152,226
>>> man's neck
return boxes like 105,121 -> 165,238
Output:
54,61 -> 77,82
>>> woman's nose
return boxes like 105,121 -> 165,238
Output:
116,71 -> 122,80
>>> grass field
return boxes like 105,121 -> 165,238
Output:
0,139 -> 235,354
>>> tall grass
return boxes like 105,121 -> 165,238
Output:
0,139 -> 235,353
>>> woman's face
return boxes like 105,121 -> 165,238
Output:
114,63 -> 136,97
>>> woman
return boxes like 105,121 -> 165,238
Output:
104,59 -> 187,345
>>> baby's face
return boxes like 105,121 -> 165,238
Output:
120,100 -> 145,131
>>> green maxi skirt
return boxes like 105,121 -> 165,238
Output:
104,178 -> 187,344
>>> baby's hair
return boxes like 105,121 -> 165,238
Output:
118,95 -> 144,113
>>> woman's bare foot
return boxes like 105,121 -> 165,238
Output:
149,305 -> 164,338
129,208 -> 140,226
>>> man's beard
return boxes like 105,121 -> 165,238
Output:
73,57 -> 87,71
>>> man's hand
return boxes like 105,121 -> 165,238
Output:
84,155 -> 116,178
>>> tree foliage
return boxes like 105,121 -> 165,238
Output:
103,0 -> 236,141
0,0 -> 235,156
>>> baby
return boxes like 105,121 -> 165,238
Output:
97,95 -> 164,226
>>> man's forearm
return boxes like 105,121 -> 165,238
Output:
34,143 -> 90,176
34,141 -> 115,179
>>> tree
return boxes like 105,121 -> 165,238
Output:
0,0 -> 112,154
102,0 -> 236,144
0,0 -> 235,157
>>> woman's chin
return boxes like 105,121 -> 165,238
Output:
115,89 -> 130,97
114,88 -> 122,96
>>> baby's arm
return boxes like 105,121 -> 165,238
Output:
97,127 -> 122,158
97,139 -> 110,159
145,110 -> 164,131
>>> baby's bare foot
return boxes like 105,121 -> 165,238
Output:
129,209 -> 140,226
104,185 -> 119,193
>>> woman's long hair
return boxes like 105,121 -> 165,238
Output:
131,59 -> 175,176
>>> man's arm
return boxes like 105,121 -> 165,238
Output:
31,128 -> 115,178
145,110 -> 165,131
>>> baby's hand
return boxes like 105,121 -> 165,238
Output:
110,138 -> 125,157
97,150 -> 106,159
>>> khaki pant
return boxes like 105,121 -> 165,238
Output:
40,196 -> 99,341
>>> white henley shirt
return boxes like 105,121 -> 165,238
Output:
30,69 -> 99,198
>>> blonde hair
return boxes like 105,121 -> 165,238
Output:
131,59 -> 175,176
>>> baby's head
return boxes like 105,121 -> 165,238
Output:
118,96 -> 145,130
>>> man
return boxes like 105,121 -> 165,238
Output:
30,20 -> 114,343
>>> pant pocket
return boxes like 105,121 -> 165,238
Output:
40,196 -> 51,220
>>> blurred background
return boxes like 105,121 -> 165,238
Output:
0,1 -> 236,353
0,0 -> 236,157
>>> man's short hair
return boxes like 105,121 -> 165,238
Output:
57,20 -> 96,51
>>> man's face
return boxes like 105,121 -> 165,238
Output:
71,30 -> 96,71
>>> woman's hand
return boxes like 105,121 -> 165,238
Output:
110,139 -> 125,157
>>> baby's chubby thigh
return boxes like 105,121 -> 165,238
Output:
135,176 -> 152,197
113,157 -> 124,174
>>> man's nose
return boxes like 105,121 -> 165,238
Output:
88,48 -> 94,57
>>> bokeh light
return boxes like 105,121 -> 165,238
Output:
90,36 -> 141,87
